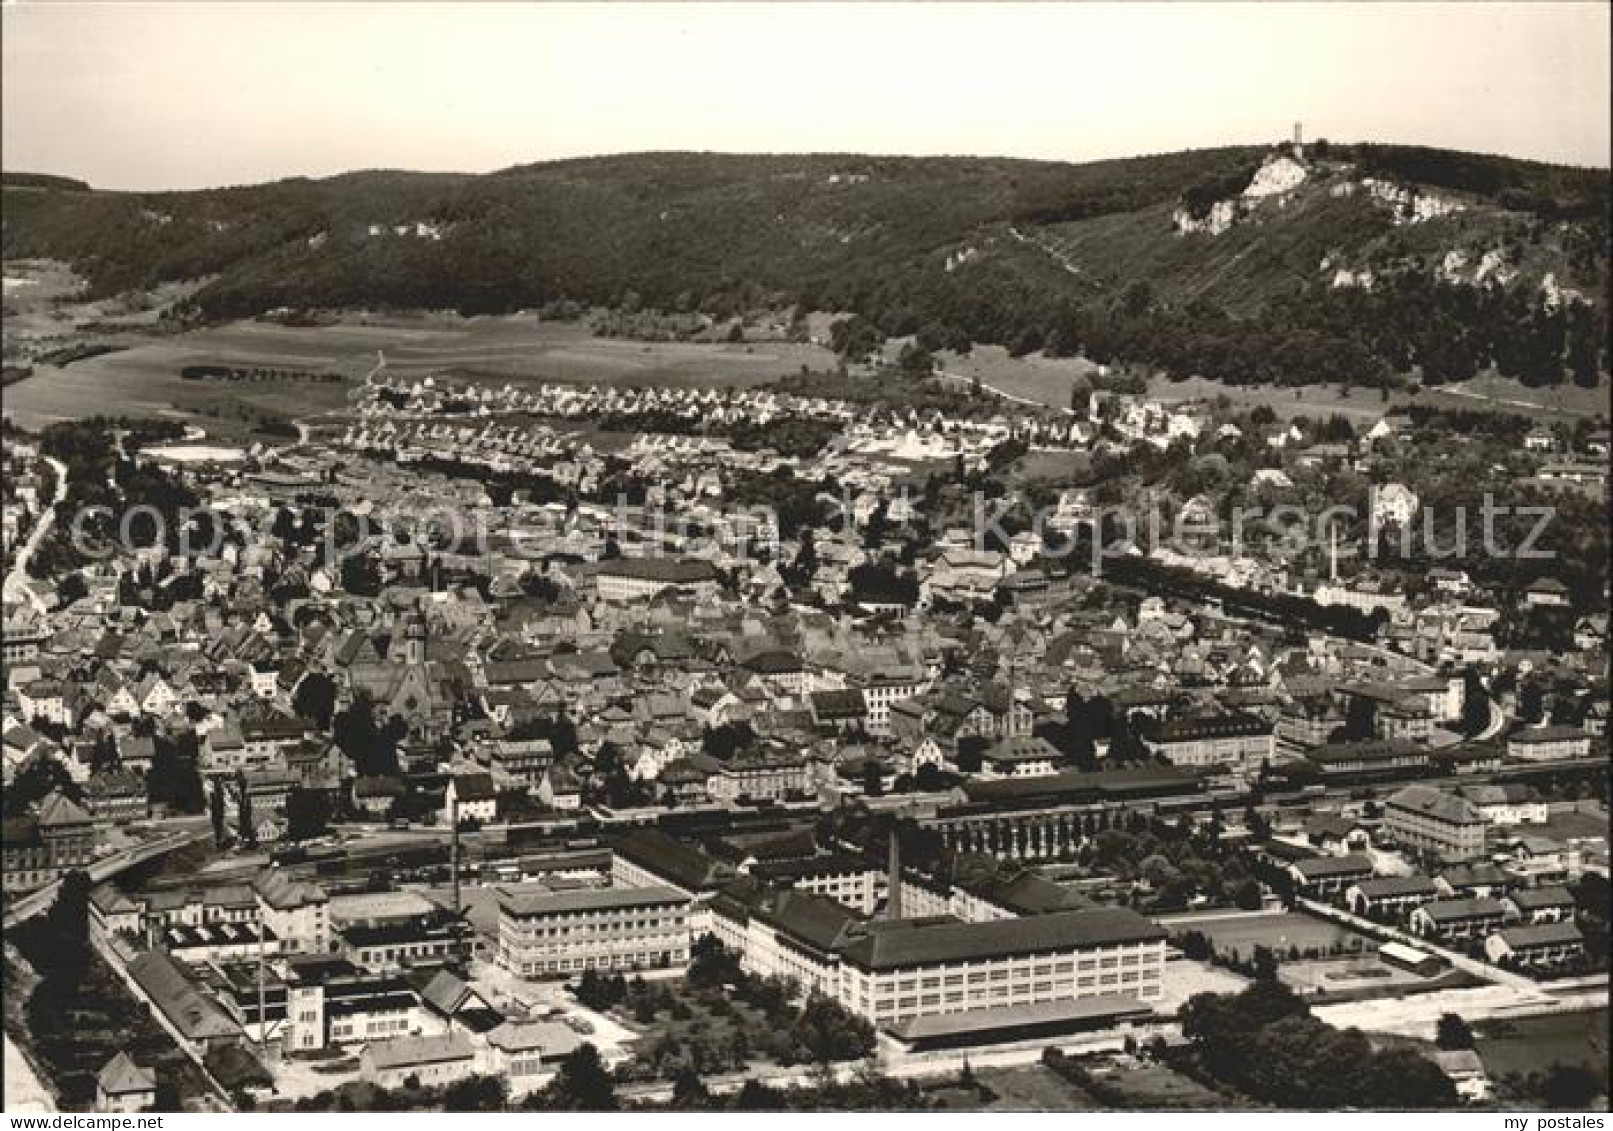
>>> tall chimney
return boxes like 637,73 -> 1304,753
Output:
451,798 -> 461,920
886,824 -> 903,920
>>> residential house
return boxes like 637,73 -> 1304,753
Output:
361,1033 -> 478,1090
1483,922 -> 1585,968
1288,853 -> 1375,896
96,1053 -> 157,1113
444,773 -> 498,824
1409,898 -> 1508,940
1345,876 -> 1438,920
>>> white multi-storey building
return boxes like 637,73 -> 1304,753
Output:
497,885 -> 690,977
595,557 -> 719,602
833,910 -> 1167,1028
711,882 -> 1166,1031
253,870 -> 330,954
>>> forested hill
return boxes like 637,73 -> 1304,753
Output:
1,172 -> 91,192
3,143 -> 1607,389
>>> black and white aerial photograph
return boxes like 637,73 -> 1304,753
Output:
1,0 -> 1608,1118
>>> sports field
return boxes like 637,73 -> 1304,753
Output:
1164,910 -> 1372,962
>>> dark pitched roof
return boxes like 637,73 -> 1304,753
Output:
98,1052 -> 156,1096
1418,897 -> 1507,922
1387,785 -> 1484,825
363,1033 -> 476,1071
1509,886 -> 1576,910
612,829 -> 731,892
451,773 -> 497,802
597,557 -> 718,584
716,881 -> 861,955
1493,922 -> 1584,949
810,688 -> 868,718
890,993 -> 1152,1042
128,950 -> 241,1042
1291,853 -> 1375,879
838,907 -> 1164,971
1350,876 -> 1437,899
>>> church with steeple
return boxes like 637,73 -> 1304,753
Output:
347,610 -> 455,741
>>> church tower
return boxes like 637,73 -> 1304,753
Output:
405,613 -> 427,667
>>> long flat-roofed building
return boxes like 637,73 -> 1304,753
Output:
833,907 -> 1167,1029
595,557 -> 720,602
712,877 -> 1165,1031
497,885 -> 691,978
888,994 -> 1153,1053
1308,738 -> 1430,778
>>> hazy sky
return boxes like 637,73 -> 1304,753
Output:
4,2 -> 1608,191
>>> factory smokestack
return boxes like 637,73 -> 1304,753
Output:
886,825 -> 903,920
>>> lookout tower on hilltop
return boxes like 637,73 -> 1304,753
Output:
1292,122 -> 1305,162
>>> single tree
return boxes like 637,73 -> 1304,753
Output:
1434,1012 -> 1475,1050
210,778 -> 227,847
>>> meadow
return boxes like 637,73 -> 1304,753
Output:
1475,1009 -> 1609,1086
0,313 -> 839,439
932,341 -> 1605,428
6,299 -> 1598,445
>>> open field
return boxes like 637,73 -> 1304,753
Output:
934,345 -> 1099,409
1079,1058 -> 1233,1109
1536,804 -> 1610,843
1430,373 -> 1609,420
0,313 -> 839,438
0,341 -> 357,442
1145,375 -> 1412,423
1475,1009 -> 1609,1086
1146,370 -> 1605,426
2,259 -> 204,364
385,316 -> 833,389
968,1065 -> 1099,1110
935,340 -> 1608,427
1166,910 -> 1372,962
1006,448 -> 1093,485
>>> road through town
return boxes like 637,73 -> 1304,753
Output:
3,454 -> 67,612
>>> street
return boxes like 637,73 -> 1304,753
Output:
3,454 -> 67,612
1,823 -> 209,930
3,1032 -> 55,1113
